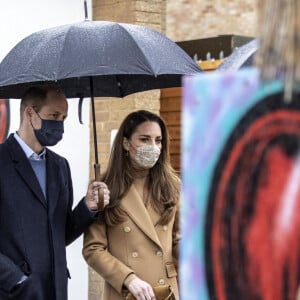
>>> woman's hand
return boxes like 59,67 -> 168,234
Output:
127,277 -> 156,300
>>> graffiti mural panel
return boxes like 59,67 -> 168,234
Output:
0,99 -> 9,143
181,68 -> 300,300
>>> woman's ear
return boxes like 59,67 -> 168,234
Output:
123,137 -> 130,151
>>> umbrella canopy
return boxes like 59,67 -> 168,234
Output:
217,38 -> 259,71
0,20 -> 202,99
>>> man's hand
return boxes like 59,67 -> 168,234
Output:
85,181 -> 110,211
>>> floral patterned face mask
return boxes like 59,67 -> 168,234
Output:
132,144 -> 161,168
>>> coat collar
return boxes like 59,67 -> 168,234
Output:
120,184 -> 162,249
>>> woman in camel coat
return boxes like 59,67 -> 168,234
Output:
83,110 -> 180,300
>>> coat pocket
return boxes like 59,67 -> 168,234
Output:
18,260 -> 31,276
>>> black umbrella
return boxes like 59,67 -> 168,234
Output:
217,38 -> 259,71
0,19 -> 202,209
0,20 -> 202,98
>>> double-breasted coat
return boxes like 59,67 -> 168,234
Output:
0,134 -> 96,300
83,184 -> 180,300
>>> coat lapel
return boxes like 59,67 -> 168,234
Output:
46,150 -> 61,215
121,185 -> 162,249
8,135 -> 47,208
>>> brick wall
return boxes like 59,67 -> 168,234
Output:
166,0 -> 257,41
93,0 -> 166,33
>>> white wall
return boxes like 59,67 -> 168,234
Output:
0,1 -> 92,299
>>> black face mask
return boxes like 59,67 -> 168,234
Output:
33,113 -> 64,146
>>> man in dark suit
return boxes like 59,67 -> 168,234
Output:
0,86 -> 109,300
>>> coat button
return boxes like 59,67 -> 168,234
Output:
156,251 -> 163,257
124,226 -> 131,233
132,252 -> 138,258
163,225 -> 168,231
158,279 -> 165,285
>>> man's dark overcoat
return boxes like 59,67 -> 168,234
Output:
0,134 -> 95,299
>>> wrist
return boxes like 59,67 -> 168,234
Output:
124,273 -> 136,288
84,197 -> 98,212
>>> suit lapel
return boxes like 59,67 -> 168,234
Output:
121,185 -> 162,249
8,135 -> 47,208
46,150 -> 61,215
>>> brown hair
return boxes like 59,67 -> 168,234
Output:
20,86 -> 64,119
103,110 -> 181,226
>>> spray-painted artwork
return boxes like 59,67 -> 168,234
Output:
0,99 -> 9,143
181,67 -> 300,300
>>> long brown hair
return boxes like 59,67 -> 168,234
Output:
103,110 -> 180,226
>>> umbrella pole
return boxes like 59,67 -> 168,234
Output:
90,76 -> 104,210
84,0 -> 88,21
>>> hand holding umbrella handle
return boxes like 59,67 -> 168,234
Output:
94,163 -> 105,211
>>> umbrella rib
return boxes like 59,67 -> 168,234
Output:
57,27 -> 73,79
117,24 -> 156,74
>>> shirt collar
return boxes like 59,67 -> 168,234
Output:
14,132 -> 46,160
